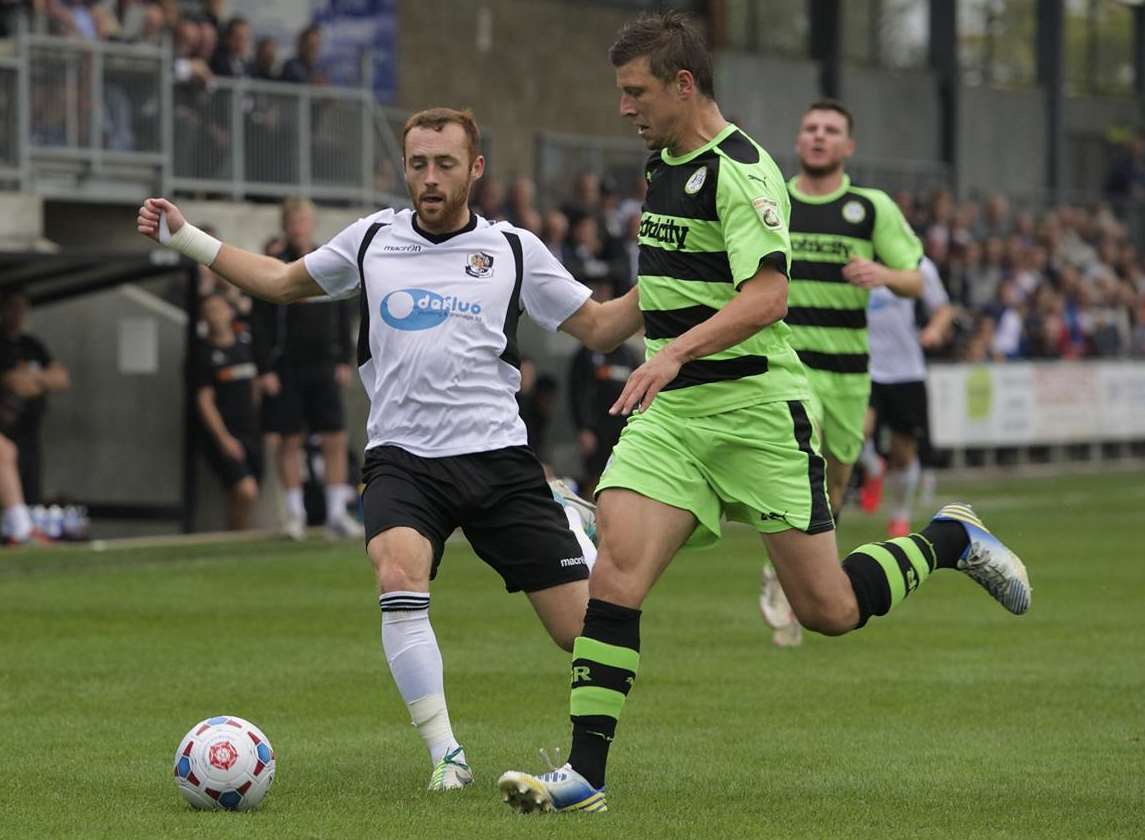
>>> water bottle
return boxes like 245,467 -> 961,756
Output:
46,505 -> 64,540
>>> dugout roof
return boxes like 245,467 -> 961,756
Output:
0,250 -> 194,305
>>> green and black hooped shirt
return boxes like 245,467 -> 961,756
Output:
637,123 -> 810,416
784,174 -> 924,397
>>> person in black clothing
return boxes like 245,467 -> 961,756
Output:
255,197 -> 360,539
209,16 -> 251,78
193,292 -> 262,530
0,290 -> 70,506
250,36 -> 278,81
566,277 -> 641,495
280,24 -> 326,85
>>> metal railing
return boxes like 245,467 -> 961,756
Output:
2,30 -> 411,207
0,53 -> 19,182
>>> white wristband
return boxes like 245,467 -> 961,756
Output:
159,213 -> 223,266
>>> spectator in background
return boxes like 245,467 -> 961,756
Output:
515,358 -> 559,469
193,292 -> 261,530
562,172 -> 602,224
564,214 -> 610,284
505,177 -> 537,228
255,198 -> 360,541
1104,131 -> 1145,217
567,277 -> 641,496
210,15 -> 250,78
173,16 -> 211,85
979,193 -> 1012,239
990,281 -> 1025,359
280,23 -> 325,85
0,290 -> 70,506
250,36 -> 278,80
472,176 -> 506,221
540,209 -> 569,261
200,0 -> 225,32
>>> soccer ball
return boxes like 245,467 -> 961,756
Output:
173,716 -> 275,811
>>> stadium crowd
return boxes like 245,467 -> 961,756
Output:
0,1 -> 325,85
465,169 -> 1145,365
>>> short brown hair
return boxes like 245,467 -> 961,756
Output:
281,196 -> 314,226
402,107 -> 481,163
805,99 -> 854,135
608,11 -> 714,98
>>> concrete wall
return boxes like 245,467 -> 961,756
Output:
715,50 -> 819,157
841,66 -> 940,165
395,0 -> 634,179
34,284 -> 186,508
0,193 -> 45,250
957,85 -> 1047,200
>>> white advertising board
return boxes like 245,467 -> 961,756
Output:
927,362 -> 1145,446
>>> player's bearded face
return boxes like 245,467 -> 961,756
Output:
404,124 -> 485,231
795,110 -> 854,177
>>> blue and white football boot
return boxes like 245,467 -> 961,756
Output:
498,763 -> 607,814
931,503 -> 1031,615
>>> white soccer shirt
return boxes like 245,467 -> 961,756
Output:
304,209 -> 591,457
867,257 -> 950,384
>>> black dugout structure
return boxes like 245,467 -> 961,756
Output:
0,249 -> 200,533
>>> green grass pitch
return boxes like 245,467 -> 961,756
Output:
2,472 -> 1142,839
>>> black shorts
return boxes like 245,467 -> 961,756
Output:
261,363 -> 345,436
202,432 -> 264,489
361,444 -> 589,593
870,380 -> 929,441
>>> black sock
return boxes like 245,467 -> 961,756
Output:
567,598 -> 641,790
920,520 -> 969,569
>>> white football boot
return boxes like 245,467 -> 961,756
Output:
759,563 -> 803,647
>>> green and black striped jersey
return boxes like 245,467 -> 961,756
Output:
785,174 -> 923,394
638,123 -> 809,417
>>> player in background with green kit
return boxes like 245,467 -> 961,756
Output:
497,12 -> 1031,814
760,100 -> 928,647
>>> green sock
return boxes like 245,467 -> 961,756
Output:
842,534 -> 937,627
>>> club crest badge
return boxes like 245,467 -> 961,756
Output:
208,741 -> 239,771
465,251 -> 494,278
842,200 -> 866,224
752,196 -> 783,230
684,166 -> 707,195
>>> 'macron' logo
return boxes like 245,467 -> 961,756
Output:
209,741 -> 239,771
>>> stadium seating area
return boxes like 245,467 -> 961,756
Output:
3,0 -> 321,85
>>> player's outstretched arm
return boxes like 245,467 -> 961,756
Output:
559,286 -> 643,352
137,197 -> 323,303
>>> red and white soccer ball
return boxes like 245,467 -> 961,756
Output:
173,716 -> 275,811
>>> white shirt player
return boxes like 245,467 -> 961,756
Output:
304,208 -> 591,458
867,257 -> 950,384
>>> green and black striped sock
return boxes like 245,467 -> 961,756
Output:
567,598 -> 640,790
843,533 -> 941,628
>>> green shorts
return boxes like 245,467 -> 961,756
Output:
804,369 -> 870,465
596,400 -> 834,547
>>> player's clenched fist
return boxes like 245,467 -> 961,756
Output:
137,197 -> 185,243
136,197 -> 221,265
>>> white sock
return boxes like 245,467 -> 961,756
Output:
3,504 -> 32,542
888,458 -> 921,522
563,505 -> 597,573
284,487 -> 305,519
859,439 -> 883,477
325,484 -> 347,523
920,468 -> 937,506
379,591 -> 461,766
